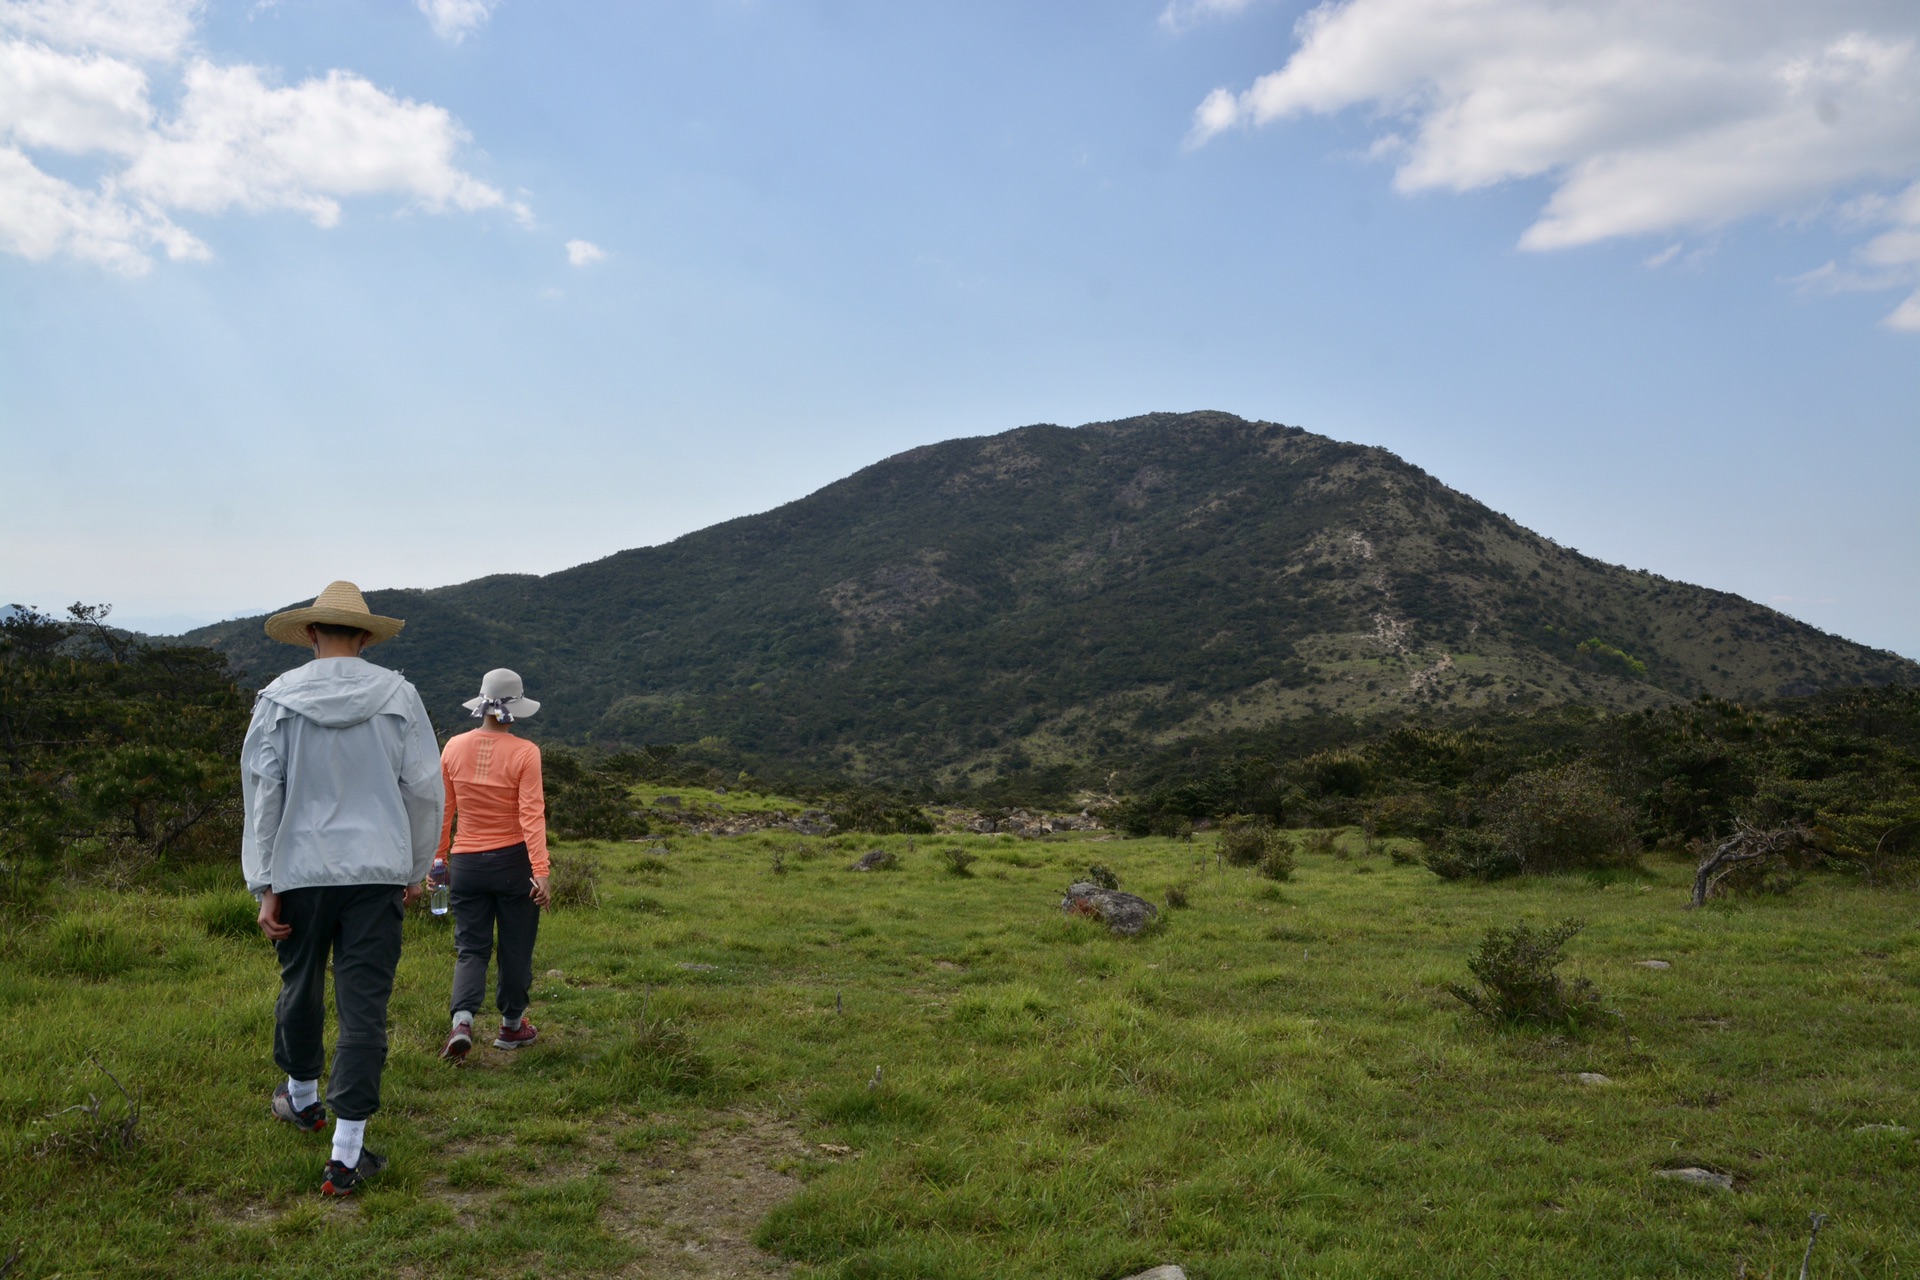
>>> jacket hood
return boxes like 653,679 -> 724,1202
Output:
260,658 -> 410,729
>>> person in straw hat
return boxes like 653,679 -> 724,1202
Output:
241,581 -> 444,1197
436,668 -> 552,1062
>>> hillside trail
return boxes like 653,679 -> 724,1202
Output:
603,1111 -> 808,1277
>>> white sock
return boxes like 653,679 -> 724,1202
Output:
331,1118 -> 366,1167
288,1077 -> 319,1110
452,1010 -> 474,1031
503,1014 -> 522,1030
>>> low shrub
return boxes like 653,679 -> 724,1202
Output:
1257,841 -> 1296,882
1424,829 -> 1521,881
548,848 -> 601,909
825,792 -> 937,836
1217,815 -> 1278,867
1297,829 -> 1338,858
1448,919 -> 1607,1032
545,749 -> 649,842
1084,863 -> 1120,890
1162,883 -> 1191,909
942,848 -> 977,877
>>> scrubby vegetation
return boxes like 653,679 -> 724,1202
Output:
1115,689 -> 1920,890
0,604 -> 250,907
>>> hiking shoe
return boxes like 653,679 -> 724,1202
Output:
493,1019 -> 539,1050
440,1021 -> 473,1062
320,1148 -> 388,1197
271,1082 -> 327,1133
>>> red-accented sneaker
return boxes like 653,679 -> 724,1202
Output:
271,1081 -> 327,1132
440,1021 -> 473,1062
493,1018 -> 539,1050
320,1148 -> 388,1197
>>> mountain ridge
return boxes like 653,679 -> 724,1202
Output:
187,411 -> 1918,784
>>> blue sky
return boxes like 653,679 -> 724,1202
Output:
3,0 -> 1917,658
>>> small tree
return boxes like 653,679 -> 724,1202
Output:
1449,919 -> 1607,1031
1690,819 -> 1815,907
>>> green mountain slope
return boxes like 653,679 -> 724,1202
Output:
190,412 -> 1917,783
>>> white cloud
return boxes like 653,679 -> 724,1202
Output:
1643,243 -> 1682,269
1160,0 -> 1259,35
125,61 -> 524,225
1,0 -> 201,62
1190,0 -> 1920,329
415,0 -> 496,44
564,237 -> 603,266
0,0 -> 528,271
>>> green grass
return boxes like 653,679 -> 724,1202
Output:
2,832 -> 1916,1277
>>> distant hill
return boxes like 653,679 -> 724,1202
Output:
188,411 -> 1918,785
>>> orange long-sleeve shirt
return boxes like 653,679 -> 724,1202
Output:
436,729 -> 549,876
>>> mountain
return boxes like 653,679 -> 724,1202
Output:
187,412 -> 1918,785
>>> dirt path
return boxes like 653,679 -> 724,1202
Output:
605,1112 -> 809,1278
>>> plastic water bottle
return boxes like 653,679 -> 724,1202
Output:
429,856 -> 451,917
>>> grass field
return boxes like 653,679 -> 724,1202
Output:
1,831 -> 1916,1278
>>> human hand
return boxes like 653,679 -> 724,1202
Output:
530,875 -> 551,909
257,890 -> 292,941
402,883 -> 424,909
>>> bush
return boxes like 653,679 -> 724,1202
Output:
1259,841 -> 1296,881
1424,829 -> 1521,881
825,792 -> 937,835
1217,815 -> 1278,867
1297,829 -> 1338,858
1163,883 -> 1191,909
942,847 -> 976,877
1485,764 -> 1638,874
1084,863 -> 1120,889
1448,919 -> 1607,1031
545,749 -> 649,842
1362,793 -> 1441,839
548,847 -> 601,908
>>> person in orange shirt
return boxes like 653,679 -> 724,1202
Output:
436,669 -> 552,1061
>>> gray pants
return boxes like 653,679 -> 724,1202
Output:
449,844 -> 540,1024
272,883 -> 404,1122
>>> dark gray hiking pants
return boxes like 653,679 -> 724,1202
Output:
272,883 -> 404,1122
449,843 -> 540,1024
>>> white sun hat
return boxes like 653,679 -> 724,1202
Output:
463,668 -> 541,722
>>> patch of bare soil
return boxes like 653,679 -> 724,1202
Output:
605,1111 -> 809,1278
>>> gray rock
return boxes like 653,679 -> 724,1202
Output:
1855,1123 -> 1910,1134
1576,1072 -> 1613,1086
1635,959 -> 1672,970
1061,882 -> 1159,936
654,795 -> 681,808
1655,1167 -> 1733,1190
851,849 -> 899,872
1119,1269 -> 1187,1280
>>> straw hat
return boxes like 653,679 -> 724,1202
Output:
463,668 -> 540,721
264,581 -> 406,647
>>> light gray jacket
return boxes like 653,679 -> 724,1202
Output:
240,657 -> 444,895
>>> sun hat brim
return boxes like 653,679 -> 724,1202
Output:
264,606 -> 406,647
463,695 -> 540,719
